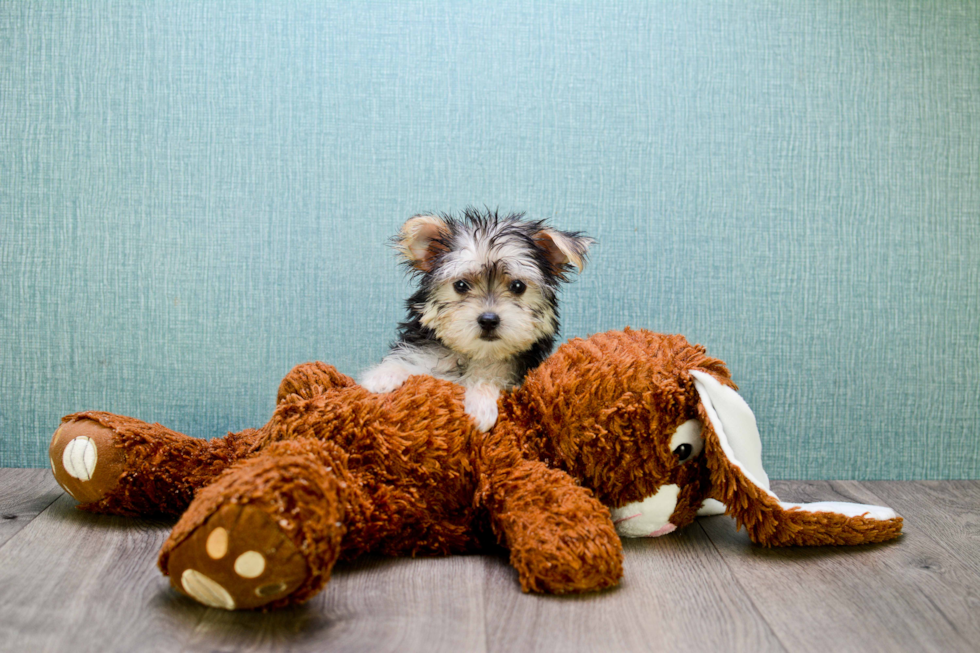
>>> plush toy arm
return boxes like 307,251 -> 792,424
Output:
479,451 -> 623,593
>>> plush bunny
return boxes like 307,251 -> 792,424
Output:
48,329 -> 902,611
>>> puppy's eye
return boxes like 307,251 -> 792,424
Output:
509,280 -> 526,295
453,280 -> 470,294
673,443 -> 694,462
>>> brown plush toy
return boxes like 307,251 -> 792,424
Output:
48,329 -> 902,610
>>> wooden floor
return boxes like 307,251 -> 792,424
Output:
0,470 -> 977,653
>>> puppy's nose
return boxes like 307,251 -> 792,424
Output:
477,312 -> 501,331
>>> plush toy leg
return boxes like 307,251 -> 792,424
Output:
49,412 -> 261,516
479,449 -> 623,593
159,439 -> 349,610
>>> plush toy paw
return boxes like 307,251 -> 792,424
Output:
165,503 -> 309,610
48,417 -> 128,505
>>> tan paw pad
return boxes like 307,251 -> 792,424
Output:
206,528 -> 228,559
62,436 -> 98,481
234,551 -> 266,578
181,569 -> 236,610
255,582 -> 288,597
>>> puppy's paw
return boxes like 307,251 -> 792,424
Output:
465,384 -> 500,432
359,365 -> 410,394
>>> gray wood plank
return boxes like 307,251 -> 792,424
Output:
3,476 -> 978,653
0,481 -> 488,653
485,520 -> 786,653
869,481 -> 980,577
699,480 -> 980,653
0,468 -> 61,548
177,555 -> 489,653
0,495 -> 198,653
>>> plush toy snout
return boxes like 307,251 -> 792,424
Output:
610,419 -> 705,537
610,484 -> 682,537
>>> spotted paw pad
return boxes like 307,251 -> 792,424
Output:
166,504 -> 309,610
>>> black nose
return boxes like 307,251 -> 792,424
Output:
477,312 -> 501,331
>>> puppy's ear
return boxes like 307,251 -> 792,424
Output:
691,370 -> 903,547
395,215 -> 450,272
533,228 -> 594,277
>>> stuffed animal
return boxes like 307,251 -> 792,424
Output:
48,329 -> 902,611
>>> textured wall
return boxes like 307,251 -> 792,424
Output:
2,1 -> 978,477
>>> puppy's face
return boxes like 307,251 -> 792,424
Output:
397,211 -> 592,361
421,243 -> 556,361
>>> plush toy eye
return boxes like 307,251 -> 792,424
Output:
509,280 -> 526,295
453,280 -> 470,294
673,443 -> 694,462
669,419 -> 703,463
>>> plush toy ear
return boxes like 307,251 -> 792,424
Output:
690,370 -> 903,546
533,228 -> 594,276
395,214 -> 451,272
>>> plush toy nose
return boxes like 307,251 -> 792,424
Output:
477,312 -> 501,331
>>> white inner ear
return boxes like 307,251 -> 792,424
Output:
669,419 -> 704,457
779,501 -> 897,521
691,370 -> 772,494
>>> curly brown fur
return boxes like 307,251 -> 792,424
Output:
48,328 -> 903,610
507,329 -> 733,508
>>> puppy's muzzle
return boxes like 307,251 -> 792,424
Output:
477,312 -> 501,340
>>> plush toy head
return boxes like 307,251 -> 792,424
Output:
510,329 -> 902,546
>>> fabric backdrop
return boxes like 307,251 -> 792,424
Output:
2,1 -> 978,478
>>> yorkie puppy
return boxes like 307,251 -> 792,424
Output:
360,208 -> 593,431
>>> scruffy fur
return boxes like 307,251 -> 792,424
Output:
360,209 -> 593,431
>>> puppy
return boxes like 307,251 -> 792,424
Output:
360,209 -> 593,431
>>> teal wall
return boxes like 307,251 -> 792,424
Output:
2,1 -> 978,478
